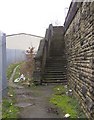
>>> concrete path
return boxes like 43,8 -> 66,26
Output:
9,66 -> 63,118
15,85 -> 63,118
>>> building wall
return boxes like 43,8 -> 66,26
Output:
6,33 -> 43,67
64,2 -> 94,118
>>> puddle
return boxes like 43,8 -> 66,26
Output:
15,102 -> 34,108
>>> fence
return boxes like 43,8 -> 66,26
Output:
6,33 -> 43,67
0,31 -> 7,119
0,32 -> 7,97
6,48 -> 26,67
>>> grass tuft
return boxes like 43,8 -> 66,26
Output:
50,85 -> 86,118
7,62 -> 22,80
2,87 -> 19,119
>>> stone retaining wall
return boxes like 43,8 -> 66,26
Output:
64,1 -> 94,119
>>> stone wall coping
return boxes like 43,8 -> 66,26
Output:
64,2 -> 82,33
34,39 -> 45,59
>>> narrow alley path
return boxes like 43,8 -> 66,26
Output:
9,66 -> 63,118
15,85 -> 63,118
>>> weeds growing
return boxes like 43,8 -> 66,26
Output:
50,85 -> 86,118
2,87 -> 19,118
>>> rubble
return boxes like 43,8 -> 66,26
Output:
14,74 -> 26,83
14,78 -> 20,83
64,113 -> 70,118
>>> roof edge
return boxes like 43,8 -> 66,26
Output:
6,33 -> 44,38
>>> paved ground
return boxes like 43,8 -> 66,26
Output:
9,66 -> 63,118
15,85 -> 63,118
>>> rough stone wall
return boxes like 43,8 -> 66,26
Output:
64,2 -> 94,118
34,24 -> 53,84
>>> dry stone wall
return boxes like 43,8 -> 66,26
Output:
64,2 -> 94,119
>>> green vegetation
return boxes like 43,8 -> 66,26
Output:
50,85 -> 86,118
2,63 -> 22,119
3,49 -> 34,118
53,85 -> 66,94
13,65 -> 20,80
2,87 -> 19,118
6,62 -> 21,80
13,62 -> 34,86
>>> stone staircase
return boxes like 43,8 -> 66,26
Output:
42,56 -> 67,84
42,26 -> 67,84
34,25 -> 67,84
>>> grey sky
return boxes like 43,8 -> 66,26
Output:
0,0 -> 72,37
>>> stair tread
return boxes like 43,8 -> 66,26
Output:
44,78 -> 67,80
44,76 -> 67,78
45,71 -> 66,72
44,74 -> 66,76
43,77 -> 67,79
46,65 -> 67,67
45,68 -> 66,70
44,78 -> 67,79
42,80 -> 67,83
42,54 -> 67,83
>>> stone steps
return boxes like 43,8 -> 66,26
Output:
42,79 -> 67,84
45,69 -> 67,71
45,75 -> 66,79
42,55 -> 67,84
44,72 -> 66,75
42,29 -> 67,84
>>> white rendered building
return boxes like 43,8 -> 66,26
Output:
6,33 -> 43,66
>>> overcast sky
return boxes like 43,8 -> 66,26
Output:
0,0 -> 71,37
